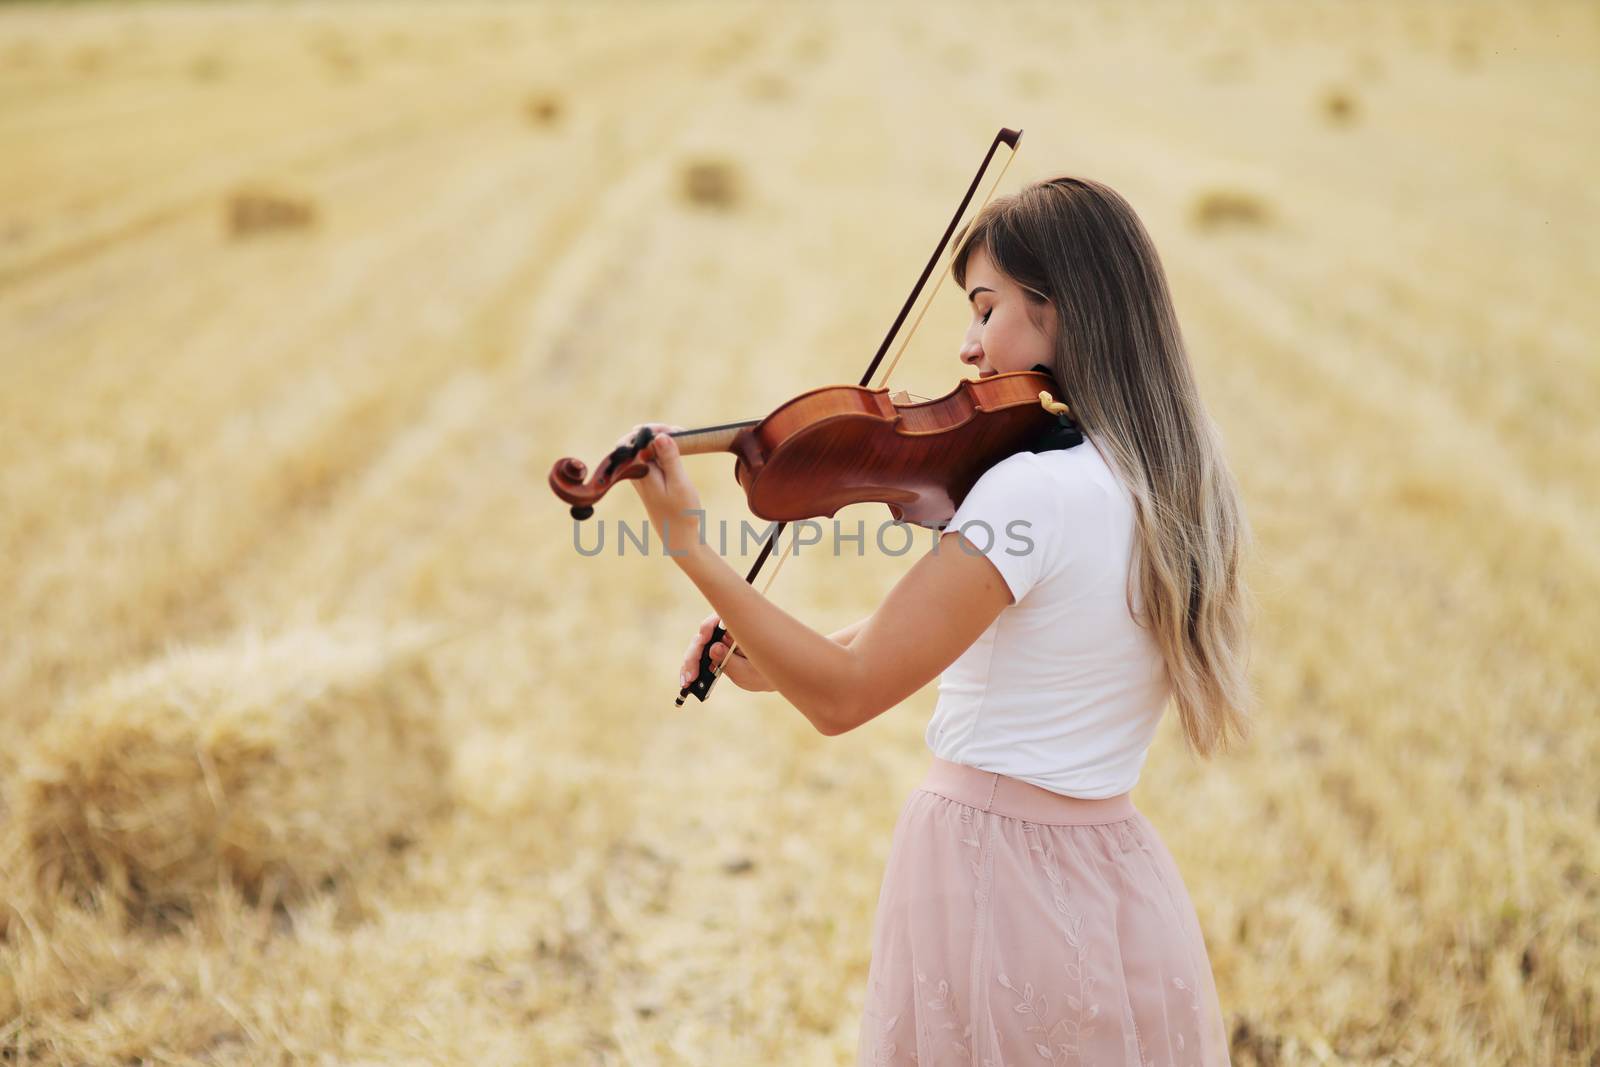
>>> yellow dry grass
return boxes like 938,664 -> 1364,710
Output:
1,1 -> 1595,1064
10,621 -> 450,931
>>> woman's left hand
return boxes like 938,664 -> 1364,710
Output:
620,422 -> 704,558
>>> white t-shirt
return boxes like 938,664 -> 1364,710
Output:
924,434 -> 1172,799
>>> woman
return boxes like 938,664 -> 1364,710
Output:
620,176 -> 1252,1066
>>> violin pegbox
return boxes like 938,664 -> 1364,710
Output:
550,425 -> 659,521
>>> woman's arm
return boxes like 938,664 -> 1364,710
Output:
623,423 -> 1012,735
681,614 -> 869,693
828,617 -> 869,648
676,531 -> 1011,735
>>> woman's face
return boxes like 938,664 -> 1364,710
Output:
957,244 -> 1057,377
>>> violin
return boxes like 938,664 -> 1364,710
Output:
548,128 -> 1078,706
548,369 -> 1071,527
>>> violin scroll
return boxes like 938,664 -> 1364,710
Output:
549,426 -> 659,521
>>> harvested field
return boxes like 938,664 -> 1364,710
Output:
1,1 -> 1595,1063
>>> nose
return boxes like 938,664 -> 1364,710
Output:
958,331 -> 983,367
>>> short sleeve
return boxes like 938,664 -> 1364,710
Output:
944,452 -> 1066,603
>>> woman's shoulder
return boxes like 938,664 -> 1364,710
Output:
954,441 -> 1117,534
987,435 -> 1120,504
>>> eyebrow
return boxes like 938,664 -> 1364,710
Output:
966,286 -> 994,304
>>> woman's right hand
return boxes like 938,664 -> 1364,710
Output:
681,613 -> 773,692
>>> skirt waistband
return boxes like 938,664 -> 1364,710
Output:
918,756 -> 1136,825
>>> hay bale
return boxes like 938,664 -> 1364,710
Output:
678,158 -> 742,211
73,46 -> 106,75
524,91 -> 564,127
226,188 -> 318,238
1188,187 -> 1274,232
1318,85 -> 1360,127
744,72 -> 789,102
1353,50 -> 1385,80
1013,66 -> 1051,98
9,621 -> 451,927
309,35 -> 361,80
189,53 -> 226,82
1199,49 -> 1251,84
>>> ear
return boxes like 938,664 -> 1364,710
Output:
1024,301 -> 1056,339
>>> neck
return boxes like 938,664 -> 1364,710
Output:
669,419 -> 759,456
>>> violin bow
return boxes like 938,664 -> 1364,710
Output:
676,127 -> 1025,706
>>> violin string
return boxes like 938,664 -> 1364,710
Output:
709,531 -> 798,679
873,142 -> 1023,392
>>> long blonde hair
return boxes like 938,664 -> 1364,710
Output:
953,176 -> 1256,757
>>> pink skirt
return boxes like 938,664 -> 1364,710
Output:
857,756 -> 1232,1066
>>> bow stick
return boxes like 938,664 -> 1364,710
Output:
676,127 -> 1025,706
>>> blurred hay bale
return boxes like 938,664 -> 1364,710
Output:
189,53 -> 226,82
1319,85 -> 1360,127
310,36 -> 361,80
225,188 -> 318,238
7,621 -> 451,928
679,158 -> 742,211
1013,66 -> 1051,97
744,72 -> 790,102
1352,50 -> 1386,81
5,40 -> 39,70
1199,49 -> 1251,83
1188,187 -> 1274,232
73,46 -> 105,75
523,91 -> 564,127
792,31 -> 830,64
